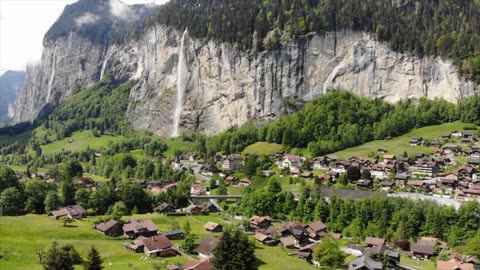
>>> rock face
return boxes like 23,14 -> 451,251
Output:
13,25 -> 479,135
0,70 -> 26,122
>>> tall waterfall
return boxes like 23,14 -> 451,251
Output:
46,47 -> 57,102
100,45 -> 115,80
172,29 -> 188,137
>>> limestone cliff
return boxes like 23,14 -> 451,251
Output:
13,24 -> 479,135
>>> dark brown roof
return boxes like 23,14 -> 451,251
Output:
196,236 -> 219,254
143,235 -> 172,251
308,221 -> 327,233
96,219 -> 121,232
411,240 -> 435,255
204,222 -> 222,231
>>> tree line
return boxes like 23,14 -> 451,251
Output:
193,90 -> 480,157
152,0 -> 480,81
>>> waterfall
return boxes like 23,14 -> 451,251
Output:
172,29 -> 188,137
46,47 -> 57,102
100,45 -> 115,80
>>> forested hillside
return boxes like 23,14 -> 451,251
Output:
152,0 -> 480,81
196,91 -> 480,157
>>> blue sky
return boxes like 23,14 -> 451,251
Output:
0,0 -> 168,75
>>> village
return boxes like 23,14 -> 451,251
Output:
36,129 -> 480,270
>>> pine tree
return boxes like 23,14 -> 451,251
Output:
213,227 -> 257,270
182,221 -> 197,254
83,246 -> 103,270
42,242 -> 74,270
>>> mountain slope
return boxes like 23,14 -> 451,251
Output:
0,71 -> 26,122
12,0 -> 480,136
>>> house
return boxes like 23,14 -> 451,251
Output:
279,221 -> 310,246
370,164 -> 388,180
281,155 -> 302,170
225,176 -> 239,185
437,259 -> 475,270
312,156 -> 331,170
239,178 -> 252,186
452,131 -> 463,137
380,181 -> 395,191
122,219 -> 159,239
196,236 -> 219,258
164,228 -> 185,240
153,202 -> 176,214
383,155 -> 396,164
48,204 -> 87,220
357,179 -> 373,189
377,149 -> 388,154
95,219 -> 123,237
204,222 -> 223,232
221,155 -> 244,171
250,215 -> 272,231
182,257 -> 213,270
199,164 -> 220,176
184,205 -> 204,215
439,178 -> 458,191
161,183 -> 178,193
365,237 -> 385,247
411,239 -> 435,259
73,177 -> 94,187
143,235 -> 177,257
306,220 -> 328,239
280,236 -> 298,249
203,202 -> 220,213
300,172 -> 313,179
410,137 -> 424,146
394,174 -> 410,187
348,255 -> 383,270
467,159 -> 480,168
254,232 -> 276,246
191,184 -> 204,196
441,134 -> 451,140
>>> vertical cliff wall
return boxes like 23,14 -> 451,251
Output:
13,26 -> 479,135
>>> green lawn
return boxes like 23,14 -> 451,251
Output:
242,142 -> 283,156
0,213 -> 330,270
163,137 -> 193,158
331,122 -> 475,158
400,256 -> 436,270
0,214 -> 187,270
40,130 -> 124,154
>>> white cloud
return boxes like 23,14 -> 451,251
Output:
109,0 -> 135,21
0,0 -> 169,72
75,12 -> 100,27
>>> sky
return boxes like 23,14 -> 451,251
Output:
0,0 -> 168,75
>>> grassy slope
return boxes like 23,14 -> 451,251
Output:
40,130 -> 124,155
242,142 -> 283,156
0,131 -> 32,145
330,122 -> 475,158
0,213 -> 317,270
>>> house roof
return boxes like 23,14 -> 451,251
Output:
123,219 -> 158,233
308,221 -> 327,233
254,232 -> 271,242
365,237 -> 385,247
164,228 -> 184,236
411,240 -> 435,255
196,236 -> 219,254
153,202 -> 175,212
280,236 -> 297,247
250,215 -> 272,224
143,235 -> 172,251
183,257 -> 213,270
348,255 -> 383,270
50,204 -> 86,218
204,222 -> 221,231
96,219 -> 121,232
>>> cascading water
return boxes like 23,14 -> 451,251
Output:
172,29 -> 188,137
100,45 -> 115,80
46,47 -> 57,102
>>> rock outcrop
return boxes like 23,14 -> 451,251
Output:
13,10 -> 479,135
0,70 -> 26,122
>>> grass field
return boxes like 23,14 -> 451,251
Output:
331,122 -> 476,158
0,213 -> 318,270
40,130 -> 124,154
400,256 -> 436,270
163,137 -> 194,158
242,142 -> 283,156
